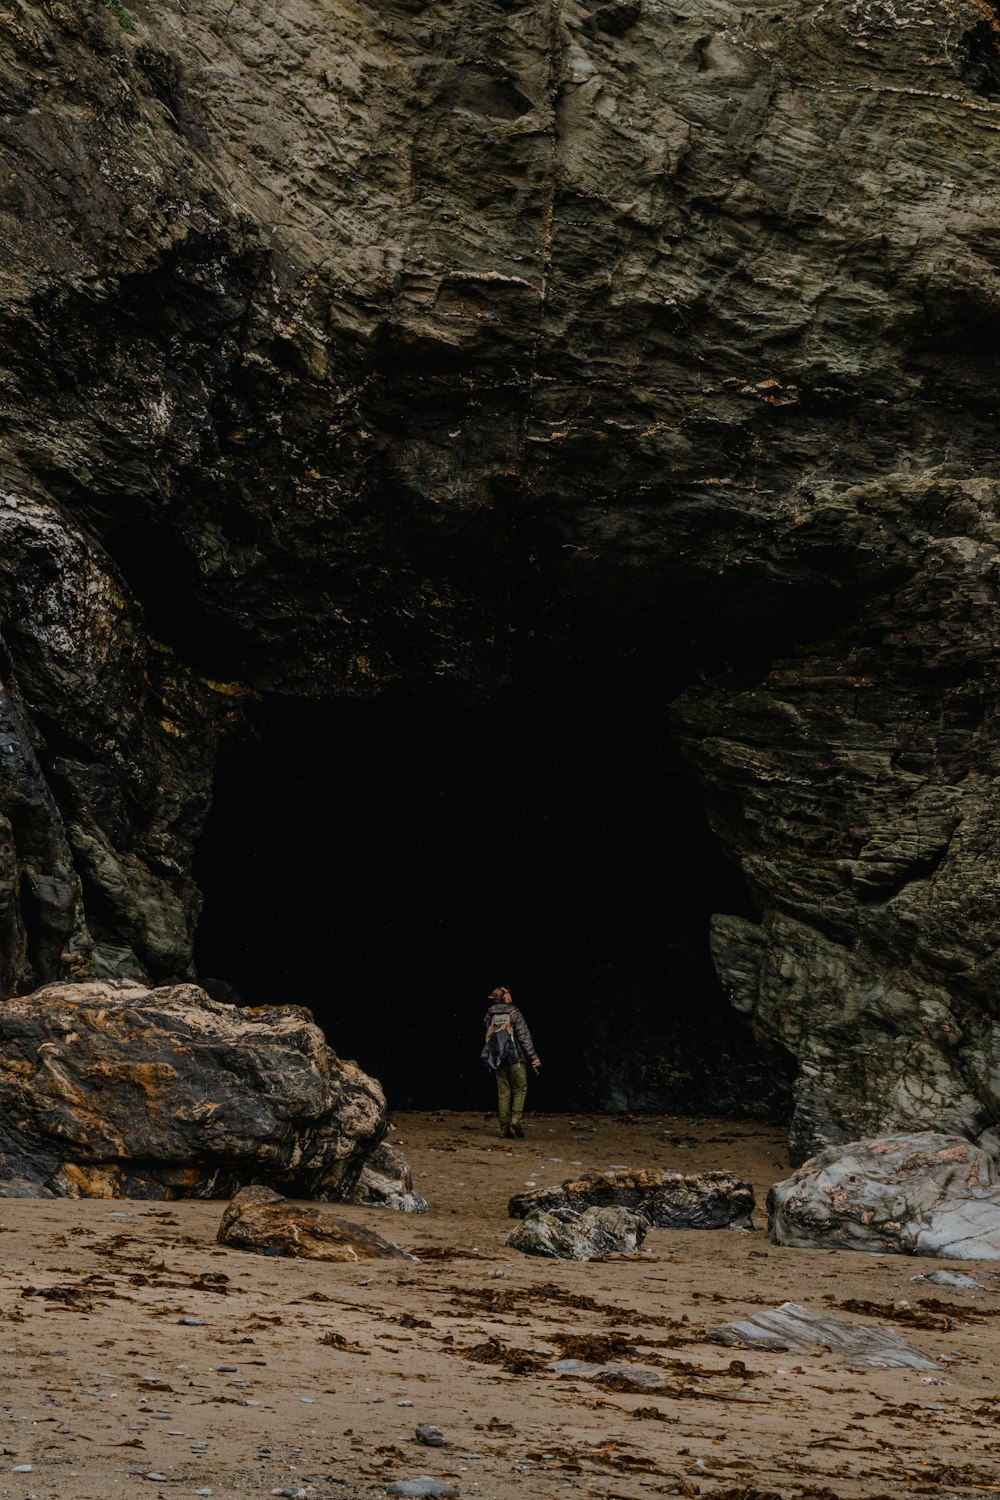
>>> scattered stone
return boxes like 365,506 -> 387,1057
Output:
217,1185 -> 412,1261
0,1178 -> 52,1198
12,1465 -> 32,1473
768,1134 -> 1000,1259
178,1318 -> 206,1326
144,1475 -> 169,1483
0,980 -> 388,1200
398,1399 -> 413,1407
550,1359 -> 664,1388
355,1141 -> 428,1214
505,1205 -> 647,1260
415,1425 -> 445,1446
911,1270 -> 985,1290
707,1301 -> 940,1370
385,1480 -> 459,1498
508,1167 -> 754,1229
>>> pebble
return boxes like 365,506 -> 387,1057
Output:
415,1425 -> 445,1447
397,1398 -> 413,1407
178,1318 -> 206,1327
145,1474 -> 169,1483
12,1466 -> 32,1474
386,1481 -> 458,1498
193,1490 -> 212,1496
216,1366 -> 238,1374
299,1397 -> 316,1404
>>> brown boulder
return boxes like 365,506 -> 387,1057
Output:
508,1167 -> 755,1230
0,979 -> 388,1199
217,1185 -> 410,1261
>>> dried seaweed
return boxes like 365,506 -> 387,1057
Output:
837,1298 -> 954,1331
550,1331 -> 635,1362
459,1336 -> 548,1373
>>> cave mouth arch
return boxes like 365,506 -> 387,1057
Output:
193,661 -> 793,1117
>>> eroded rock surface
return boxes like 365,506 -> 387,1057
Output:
768,1133 -> 1000,1260
355,1139 -> 429,1214
508,1167 -> 754,1229
0,979 -> 388,1198
217,1184 -> 410,1261
708,1302 -> 940,1371
1,0 -> 1000,1135
505,1205 -> 647,1260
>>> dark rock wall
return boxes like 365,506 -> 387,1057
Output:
1,0 -> 999,1145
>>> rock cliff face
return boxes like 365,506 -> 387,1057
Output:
2,0 -> 1000,1149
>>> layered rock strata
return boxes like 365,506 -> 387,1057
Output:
508,1167 -> 754,1229
0,979 -> 388,1198
0,0 -> 999,1139
707,1303 -> 940,1371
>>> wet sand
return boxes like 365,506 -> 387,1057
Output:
1,1111 -> 998,1499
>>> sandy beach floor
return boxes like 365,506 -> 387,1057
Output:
1,1110 -> 998,1500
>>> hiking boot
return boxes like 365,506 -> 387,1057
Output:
509,1121 -> 525,1138
499,1125 -> 512,1138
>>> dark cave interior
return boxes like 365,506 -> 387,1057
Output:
193,662 -> 794,1118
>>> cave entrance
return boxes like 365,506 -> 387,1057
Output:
193,663 -> 791,1116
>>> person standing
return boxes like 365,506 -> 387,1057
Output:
481,986 -> 541,1138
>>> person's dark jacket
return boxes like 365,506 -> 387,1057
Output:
483,1002 -> 539,1067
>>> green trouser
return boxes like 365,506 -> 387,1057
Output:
496,1062 -> 528,1128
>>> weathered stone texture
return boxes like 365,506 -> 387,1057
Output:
0,979 -> 388,1198
0,0 -> 999,1137
217,1183 -> 410,1260
769,1132 -> 1000,1259
508,1166 -> 755,1228
707,1302 -> 940,1370
506,1204 -> 648,1259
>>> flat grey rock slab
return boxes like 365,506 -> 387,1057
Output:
385,1480 -> 458,1497
707,1301 -> 940,1370
505,1205 -> 647,1260
768,1133 -> 1000,1259
550,1358 -> 665,1387
509,1167 -> 754,1229
0,1177 -> 53,1198
911,1269 -> 986,1290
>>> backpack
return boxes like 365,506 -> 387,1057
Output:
481,1009 -> 520,1071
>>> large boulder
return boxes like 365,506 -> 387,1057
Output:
0,979 -> 388,1198
217,1184 -> 410,1260
768,1133 -> 1000,1259
509,1168 -> 755,1230
505,1205 -> 647,1260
